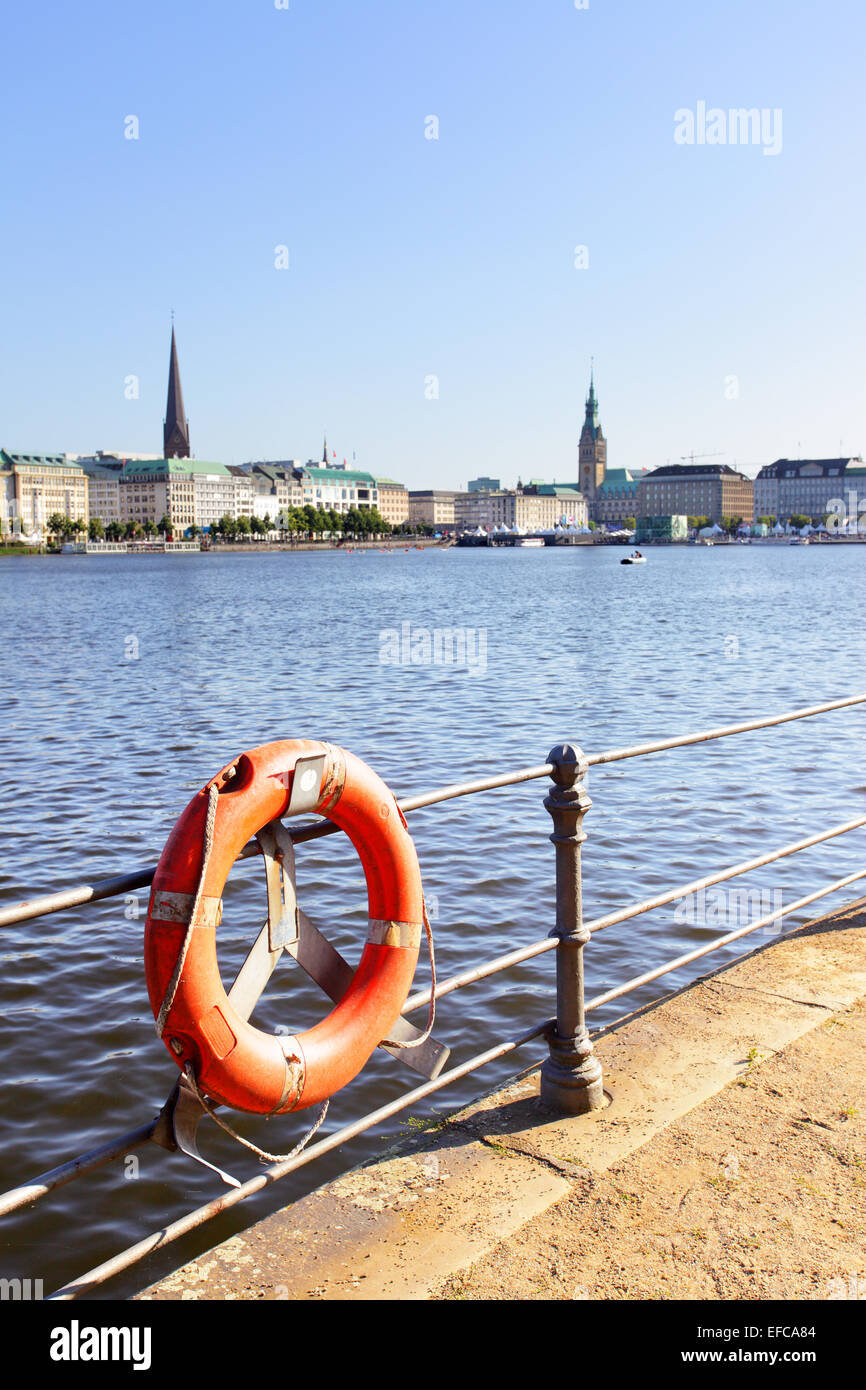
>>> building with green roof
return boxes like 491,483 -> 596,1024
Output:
78,455 -> 238,532
1,448 -> 89,538
296,466 -> 379,512
595,467 -> 646,526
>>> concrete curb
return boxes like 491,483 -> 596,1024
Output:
136,898 -> 866,1301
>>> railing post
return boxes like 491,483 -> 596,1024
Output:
540,743 -> 605,1114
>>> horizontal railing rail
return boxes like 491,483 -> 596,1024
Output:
0,692 -> 862,1299
2,690 -> 864,931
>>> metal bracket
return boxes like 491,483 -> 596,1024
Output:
292,907 -> 450,1080
232,816 -> 449,1077
151,1077 -> 241,1187
286,755 -> 327,816
257,820 -> 299,952
157,810 -> 450,1184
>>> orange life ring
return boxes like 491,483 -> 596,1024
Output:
144,740 -> 424,1114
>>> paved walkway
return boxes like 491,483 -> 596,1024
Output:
138,901 -> 866,1302
434,994 -> 866,1301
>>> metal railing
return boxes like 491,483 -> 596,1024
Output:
0,691 -> 864,1299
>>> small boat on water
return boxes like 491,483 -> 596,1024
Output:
621,552 -> 647,565
515,537 -> 544,547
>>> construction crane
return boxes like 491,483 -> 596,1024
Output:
680,451 -> 724,466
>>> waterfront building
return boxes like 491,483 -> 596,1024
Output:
299,467 -> 379,513
468,476 -> 501,493
593,468 -> 646,527
373,477 -> 409,527
226,466 -> 254,520
408,490 -> 465,528
76,452 -> 165,527
0,464 -> 15,538
117,459 -> 173,527
635,514 -> 688,543
453,491 -> 480,531
456,489 -> 501,530
82,458 -> 238,532
846,464 -> 866,514
188,463 -> 244,532
409,483 -> 587,533
244,462 -> 381,517
247,465 -> 305,525
456,483 -> 588,532
518,482 -> 588,529
163,327 -> 191,459
636,463 -> 754,525
0,449 -> 89,537
82,463 -> 122,526
753,457 -> 862,522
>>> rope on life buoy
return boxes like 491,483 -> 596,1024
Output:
155,778 -> 329,1163
184,1062 -> 329,1165
154,781 -> 220,1041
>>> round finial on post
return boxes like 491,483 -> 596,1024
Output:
546,743 -> 587,788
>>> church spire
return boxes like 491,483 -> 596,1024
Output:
163,325 -> 190,459
323,433 -> 328,465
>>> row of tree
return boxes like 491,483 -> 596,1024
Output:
757,513 -> 835,530
46,507 -> 409,546
210,505 -> 393,542
46,513 -> 175,543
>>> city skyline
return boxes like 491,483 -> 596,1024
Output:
6,322 -> 852,491
1,2 -> 863,484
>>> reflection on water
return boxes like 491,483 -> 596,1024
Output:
0,543 -> 863,1294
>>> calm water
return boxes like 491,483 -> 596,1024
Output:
1,543 -> 864,1296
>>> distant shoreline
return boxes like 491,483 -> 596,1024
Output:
2,535 -> 864,559
203,537 -> 445,553
0,537 -> 445,557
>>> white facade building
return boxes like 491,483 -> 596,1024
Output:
753,458 -> 862,522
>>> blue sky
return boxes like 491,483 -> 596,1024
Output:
1,0 -> 863,487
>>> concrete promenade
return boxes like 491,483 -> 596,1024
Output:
137,899 -> 866,1302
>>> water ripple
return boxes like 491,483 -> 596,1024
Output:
0,544 -> 863,1293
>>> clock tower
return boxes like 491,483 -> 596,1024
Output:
578,365 -> 606,501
